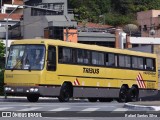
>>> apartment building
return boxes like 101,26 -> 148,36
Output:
22,0 -> 77,41
137,10 -> 160,37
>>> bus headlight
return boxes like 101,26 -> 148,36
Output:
29,88 -> 39,92
30,88 -> 34,92
34,88 -> 39,92
5,87 -> 11,91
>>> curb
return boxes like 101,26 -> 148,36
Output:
124,103 -> 160,111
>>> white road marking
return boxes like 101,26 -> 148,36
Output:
18,107 -> 42,111
81,108 -> 100,112
0,107 -> 13,111
113,108 -> 128,111
50,108 -> 70,111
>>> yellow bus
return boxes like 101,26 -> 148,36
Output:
4,39 -> 158,102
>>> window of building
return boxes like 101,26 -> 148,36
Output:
31,8 -> 63,16
139,26 -> 141,31
143,25 -> 147,31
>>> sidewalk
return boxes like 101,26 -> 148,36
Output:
124,101 -> 160,111
124,90 -> 160,111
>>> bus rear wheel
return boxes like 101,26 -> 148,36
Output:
88,98 -> 98,102
118,86 -> 128,103
128,86 -> 139,102
27,95 -> 39,102
58,83 -> 71,102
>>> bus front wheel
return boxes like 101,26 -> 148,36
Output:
58,83 -> 71,102
27,95 -> 39,102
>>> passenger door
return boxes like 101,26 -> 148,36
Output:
45,45 -> 57,84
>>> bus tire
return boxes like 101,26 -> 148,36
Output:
99,98 -> 112,102
27,95 -> 39,102
118,86 -> 128,103
58,83 -> 71,102
88,98 -> 98,102
128,86 -> 139,102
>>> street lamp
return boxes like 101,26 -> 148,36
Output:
5,5 -> 60,65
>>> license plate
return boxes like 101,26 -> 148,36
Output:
16,88 -> 24,92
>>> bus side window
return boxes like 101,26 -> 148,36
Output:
58,47 -> 72,63
146,58 -> 155,71
77,49 -> 84,64
47,46 -> 56,71
106,53 -> 116,67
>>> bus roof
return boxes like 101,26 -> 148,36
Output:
11,39 -> 156,58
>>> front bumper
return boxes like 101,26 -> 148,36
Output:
4,85 -> 61,97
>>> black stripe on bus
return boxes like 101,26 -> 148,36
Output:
38,84 -> 157,91
58,74 -> 157,83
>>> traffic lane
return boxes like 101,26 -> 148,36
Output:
0,101 -> 123,112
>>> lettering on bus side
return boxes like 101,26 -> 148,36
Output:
83,67 -> 99,74
143,72 -> 156,76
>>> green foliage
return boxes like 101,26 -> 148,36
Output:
68,0 -> 160,26
0,40 -> 5,95
0,40 -> 5,59
0,70 -> 4,95
105,13 -> 133,26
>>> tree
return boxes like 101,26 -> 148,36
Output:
0,40 -> 5,60
0,40 -> 5,95
68,0 -> 160,26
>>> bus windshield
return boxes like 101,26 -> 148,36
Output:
6,45 -> 45,70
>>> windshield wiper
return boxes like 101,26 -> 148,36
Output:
11,57 -> 23,71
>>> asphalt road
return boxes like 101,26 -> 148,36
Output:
0,97 -> 159,120
0,97 -> 127,111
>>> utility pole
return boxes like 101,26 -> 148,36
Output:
0,0 -> 2,13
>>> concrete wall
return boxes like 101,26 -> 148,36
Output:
23,8 -> 48,38
153,45 -> 160,90
153,45 -> 160,69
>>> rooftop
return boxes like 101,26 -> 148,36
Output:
0,13 -> 22,20
78,22 -> 113,28
13,0 -> 23,5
